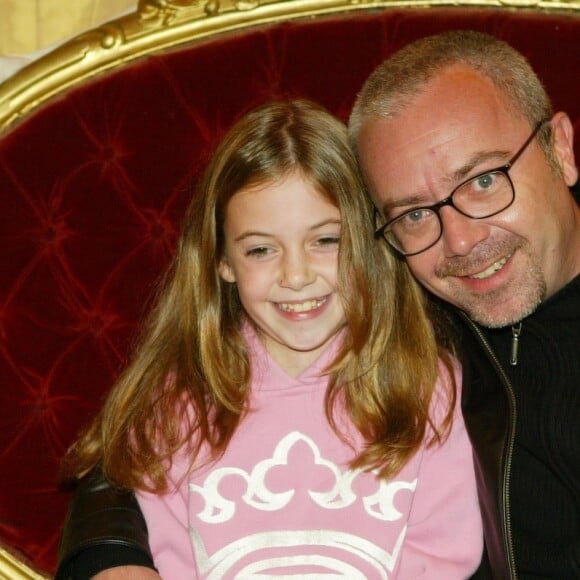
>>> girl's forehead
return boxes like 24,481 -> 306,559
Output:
230,170 -> 334,204
223,174 -> 340,230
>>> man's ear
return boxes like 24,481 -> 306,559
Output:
551,112 -> 579,186
218,256 -> 236,283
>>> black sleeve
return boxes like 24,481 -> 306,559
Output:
55,468 -> 155,580
571,179 -> 579,203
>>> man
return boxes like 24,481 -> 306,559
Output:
349,30 -> 579,578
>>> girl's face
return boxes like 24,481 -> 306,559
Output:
219,171 -> 347,377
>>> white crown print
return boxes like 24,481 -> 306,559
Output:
187,431 -> 417,578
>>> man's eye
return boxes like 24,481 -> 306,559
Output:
402,209 -> 430,224
473,172 -> 497,190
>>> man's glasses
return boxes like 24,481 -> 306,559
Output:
374,120 -> 549,256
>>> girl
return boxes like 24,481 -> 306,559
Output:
60,99 -> 481,578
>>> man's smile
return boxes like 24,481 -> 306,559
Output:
467,255 -> 510,279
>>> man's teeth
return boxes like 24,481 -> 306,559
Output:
469,257 -> 508,279
278,298 -> 326,312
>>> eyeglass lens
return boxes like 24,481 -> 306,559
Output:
386,170 -> 514,254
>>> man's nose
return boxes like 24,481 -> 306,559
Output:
439,207 -> 490,257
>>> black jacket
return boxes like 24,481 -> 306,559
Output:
56,469 -> 154,579
454,310 -> 516,579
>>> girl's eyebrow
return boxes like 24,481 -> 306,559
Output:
233,230 -> 274,242
233,218 -> 341,242
311,218 -> 342,229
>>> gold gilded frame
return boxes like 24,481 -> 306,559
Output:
0,0 -> 578,576
0,546 -> 47,580
0,0 -> 579,134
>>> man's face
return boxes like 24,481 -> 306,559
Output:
357,65 -> 579,327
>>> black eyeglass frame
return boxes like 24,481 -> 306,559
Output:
374,119 -> 550,256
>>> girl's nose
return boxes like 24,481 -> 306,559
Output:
279,251 -> 315,290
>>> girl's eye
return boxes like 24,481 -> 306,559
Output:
246,246 -> 271,258
317,235 -> 340,247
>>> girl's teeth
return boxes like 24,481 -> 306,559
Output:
278,298 -> 326,312
469,257 -> 508,279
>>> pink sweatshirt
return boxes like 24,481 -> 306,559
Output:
137,328 -> 482,578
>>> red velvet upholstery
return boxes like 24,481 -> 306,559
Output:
0,7 -> 578,575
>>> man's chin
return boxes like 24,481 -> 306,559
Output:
461,296 -> 543,328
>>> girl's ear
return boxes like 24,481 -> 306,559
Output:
218,256 -> 236,283
551,112 -> 579,186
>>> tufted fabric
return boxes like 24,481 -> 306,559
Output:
0,7 -> 579,576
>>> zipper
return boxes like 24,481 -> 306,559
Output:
510,323 -> 523,366
459,312 -> 518,579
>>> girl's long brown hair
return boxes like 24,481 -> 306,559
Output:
62,99 -> 455,492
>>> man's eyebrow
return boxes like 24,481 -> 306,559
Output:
380,195 -> 426,215
449,149 -> 511,182
380,149 -> 513,215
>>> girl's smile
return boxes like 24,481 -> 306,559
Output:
276,295 -> 329,314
